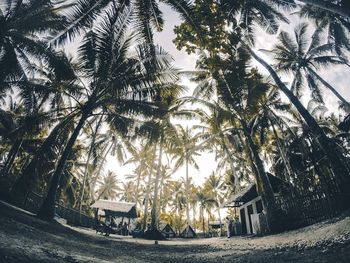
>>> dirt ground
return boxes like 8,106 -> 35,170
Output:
0,201 -> 349,263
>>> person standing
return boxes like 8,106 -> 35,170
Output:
226,217 -> 232,238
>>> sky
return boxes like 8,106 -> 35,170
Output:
64,3 -> 350,189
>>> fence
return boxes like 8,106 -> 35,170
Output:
276,191 -> 349,230
22,191 -> 95,228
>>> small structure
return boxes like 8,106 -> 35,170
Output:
180,225 -> 196,238
208,220 -> 224,237
91,200 -> 137,235
224,174 -> 286,235
159,222 -> 176,238
91,200 -> 137,218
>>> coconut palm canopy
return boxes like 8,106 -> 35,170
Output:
0,0 -> 349,240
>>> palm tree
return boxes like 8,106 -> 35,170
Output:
248,46 -> 350,197
298,3 -> 350,55
203,172 -> 225,235
192,107 -> 244,190
195,187 -> 215,235
171,125 -> 200,226
0,0 -> 74,82
220,0 -> 291,34
50,0 -> 197,45
266,23 -> 350,107
36,8 -> 179,220
137,88 -> 190,233
96,171 -> 120,200
119,181 -> 135,202
297,0 -> 350,20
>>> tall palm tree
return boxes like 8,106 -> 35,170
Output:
248,46 -> 350,196
96,171 -> 120,200
171,125 -> 200,226
36,8 -> 179,220
195,187 -> 214,235
137,88 -> 190,233
266,23 -> 350,107
203,172 -> 225,235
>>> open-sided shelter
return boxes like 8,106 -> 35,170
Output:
91,200 -> 137,219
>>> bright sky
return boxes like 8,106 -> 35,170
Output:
65,3 -> 349,188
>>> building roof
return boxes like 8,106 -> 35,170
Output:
91,200 -> 137,218
159,222 -> 176,234
223,174 -> 286,208
180,225 -> 196,238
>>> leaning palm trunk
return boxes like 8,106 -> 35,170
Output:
241,119 -> 282,233
37,112 -> 89,220
298,0 -> 350,20
150,140 -> 163,230
270,121 -> 293,182
9,115 -> 75,204
79,116 -> 103,214
90,142 -> 114,201
308,67 -> 350,108
250,48 -> 350,194
1,139 -> 23,178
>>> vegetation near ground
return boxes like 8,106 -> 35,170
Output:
0,201 -> 349,263
1,0 -> 350,261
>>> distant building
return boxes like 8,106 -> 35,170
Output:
180,225 -> 196,238
159,222 -> 176,238
224,174 -> 286,235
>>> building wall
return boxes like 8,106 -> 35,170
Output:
238,194 -> 280,235
239,196 -> 262,234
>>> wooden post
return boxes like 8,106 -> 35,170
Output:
128,217 -> 131,235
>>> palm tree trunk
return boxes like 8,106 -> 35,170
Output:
217,202 -> 222,236
298,0 -> 350,20
222,138 -> 240,189
150,140 -> 163,230
142,148 -> 155,230
192,204 -> 196,231
185,156 -> 191,225
241,119 -> 281,233
270,120 -> 293,182
9,114 -> 75,205
134,170 -> 142,205
37,113 -> 89,220
249,48 -> 350,194
90,141 -> 115,201
1,139 -> 23,178
79,116 -> 103,213
308,67 -> 350,108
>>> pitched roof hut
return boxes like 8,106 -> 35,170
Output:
91,200 -> 138,218
159,222 -> 176,238
180,225 -> 196,238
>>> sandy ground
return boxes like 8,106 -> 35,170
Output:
0,200 -> 349,263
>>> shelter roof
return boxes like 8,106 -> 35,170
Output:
224,174 -> 286,207
91,200 -> 137,218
